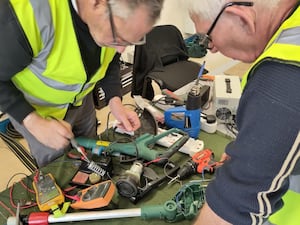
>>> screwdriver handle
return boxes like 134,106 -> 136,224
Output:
70,138 -> 90,162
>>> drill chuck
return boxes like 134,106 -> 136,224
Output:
177,160 -> 197,180
186,92 -> 202,110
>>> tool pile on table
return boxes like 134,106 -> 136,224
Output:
6,125 -> 224,225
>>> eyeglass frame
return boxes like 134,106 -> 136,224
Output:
107,1 -> 146,46
196,1 -> 254,50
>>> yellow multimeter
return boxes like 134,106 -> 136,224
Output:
32,172 -> 65,211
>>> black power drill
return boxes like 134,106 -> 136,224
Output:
169,149 -> 216,183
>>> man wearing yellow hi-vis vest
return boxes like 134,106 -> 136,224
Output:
184,0 -> 300,224
0,0 -> 164,167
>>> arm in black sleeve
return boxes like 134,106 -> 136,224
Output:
205,61 -> 300,224
0,1 -> 35,122
98,53 -> 123,104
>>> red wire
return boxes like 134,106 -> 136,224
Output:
63,185 -> 77,192
9,183 -> 37,209
143,157 -> 168,167
64,193 -> 80,201
143,158 -> 160,167
19,179 -> 35,194
0,200 -> 15,216
33,170 -> 39,183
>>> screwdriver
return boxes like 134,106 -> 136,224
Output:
70,138 -> 90,162
190,61 -> 206,96
70,138 -> 107,177
48,116 -> 89,162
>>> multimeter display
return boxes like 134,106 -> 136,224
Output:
32,173 -> 65,211
71,180 -> 115,209
82,181 -> 110,201
36,175 -> 61,204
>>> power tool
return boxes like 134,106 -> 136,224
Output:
75,128 -> 189,165
169,149 -> 217,183
115,161 -> 180,203
164,62 -> 209,138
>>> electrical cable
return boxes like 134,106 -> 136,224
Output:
0,132 -> 37,173
5,173 -> 30,190
0,200 -> 15,216
224,117 -> 238,138
9,182 -> 37,209
5,122 -> 23,139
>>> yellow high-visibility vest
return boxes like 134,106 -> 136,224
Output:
241,6 -> 300,225
10,0 -> 116,119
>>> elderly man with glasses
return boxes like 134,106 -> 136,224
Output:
185,0 -> 300,225
0,0 -> 163,167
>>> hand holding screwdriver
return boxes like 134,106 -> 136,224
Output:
23,112 -> 73,150
70,138 -> 90,162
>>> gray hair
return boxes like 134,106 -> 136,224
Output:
184,0 -> 281,21
109,0 -> 164,23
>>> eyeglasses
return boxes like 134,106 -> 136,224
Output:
197,1 -> 254,50
107,2 -> 146,46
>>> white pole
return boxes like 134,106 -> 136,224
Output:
48,208 -> 142,223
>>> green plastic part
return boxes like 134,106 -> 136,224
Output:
76,128 -> 189,162
141,200 -> 177,221
141,180 -> 206,223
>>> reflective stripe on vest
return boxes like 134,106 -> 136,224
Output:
269,135 -> 300,225
10,0 -> 116,119
241,7 -> 300,224
241,6 -> 300,89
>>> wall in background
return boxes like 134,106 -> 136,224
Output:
155,0 -> 195,35
122,0 -> 194,63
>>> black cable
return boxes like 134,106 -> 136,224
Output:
103,103 -> 139,141
0,132 -> 37,173
224,119 -> 238,138
5,173 -> 29,190
5,122 -> 23,139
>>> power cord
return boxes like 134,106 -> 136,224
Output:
0,132 -> 37,173
5,122 -> 23,139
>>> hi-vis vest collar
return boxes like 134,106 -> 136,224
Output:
241,5 -> 300,89
10,0 -> 116,119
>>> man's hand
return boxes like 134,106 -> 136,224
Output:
109,97 -> 141,132
23,112 -> 74,150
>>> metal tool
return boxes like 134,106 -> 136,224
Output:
70,138 -> 90,162
70,138 -> 107,177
